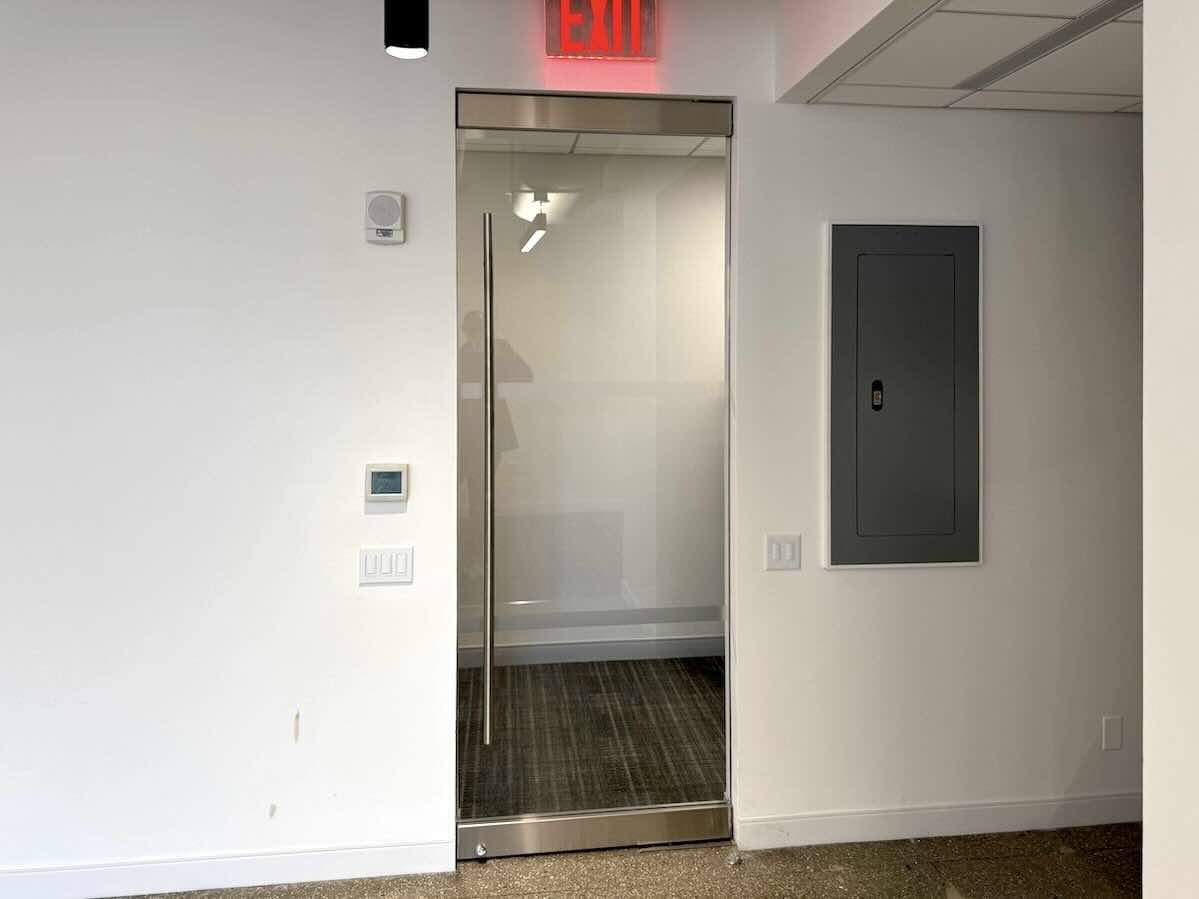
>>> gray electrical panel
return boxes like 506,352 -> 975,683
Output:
829,224 -> 980,566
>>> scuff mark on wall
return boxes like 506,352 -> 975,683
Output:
293,710 -> 300,744
269,803 -> 277,819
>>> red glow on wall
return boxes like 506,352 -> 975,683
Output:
546,0 -> 658,60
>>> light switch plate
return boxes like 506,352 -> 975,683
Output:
359,546 -> 414,585
765,534 -> 802,571
1102,715 -> 1124,751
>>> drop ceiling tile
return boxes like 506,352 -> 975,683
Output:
847,12 -> 1063,88
941,0 -> 1094,15
458,129 -> 577,154
953,90 -> 1140,111
574,133 -> 703,156
1120,6 -> 1143,22
990,22 -> 1142,95
820,84 -> 971,107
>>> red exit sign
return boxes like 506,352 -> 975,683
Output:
545,0 -> 659,60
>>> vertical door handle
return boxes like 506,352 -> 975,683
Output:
481,213 -> 496,746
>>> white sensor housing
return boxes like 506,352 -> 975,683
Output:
365,191 -> 406,244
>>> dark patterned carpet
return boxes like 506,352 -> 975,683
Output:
457,657 -> 726,820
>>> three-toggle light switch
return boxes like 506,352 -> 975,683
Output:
359,546 -> 414,585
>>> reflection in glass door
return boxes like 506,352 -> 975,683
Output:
456,93 -> 730,859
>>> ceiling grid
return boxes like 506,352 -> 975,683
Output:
813,0 -> 1143,114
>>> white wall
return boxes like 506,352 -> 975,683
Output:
1143,4 -> 1199,896
0,3 -> 467,894
732,101 -> 1143,849
0,1 -> 1142,896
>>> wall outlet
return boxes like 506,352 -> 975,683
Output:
359,546 -> 414,585
765,534 -> 801,571
1102,715 -> 1124,751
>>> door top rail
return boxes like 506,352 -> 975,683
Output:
457,91 -> 733,137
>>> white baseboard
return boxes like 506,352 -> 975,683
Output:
0,839 -> 455,899
735,791 -> 1142,851
4,793 -> 1142,897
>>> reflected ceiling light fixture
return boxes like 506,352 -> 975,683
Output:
521,213 -> 548,254
385,0 -> 429,60
520,193 -> 549,254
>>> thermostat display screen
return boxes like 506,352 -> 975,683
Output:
370,470 -> 405,495
366,464 -> 408,502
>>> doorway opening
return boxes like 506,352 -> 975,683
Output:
455,91 -> 732,859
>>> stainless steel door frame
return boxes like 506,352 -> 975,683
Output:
459,802 -> 731,861
456,91 -> 734,860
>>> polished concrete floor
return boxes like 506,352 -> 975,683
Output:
133,822 -> 1140,898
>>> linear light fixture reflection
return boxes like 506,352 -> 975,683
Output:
521,212 -> 548,254
385,0 -> 429,59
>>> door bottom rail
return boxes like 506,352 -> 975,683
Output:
456,801 -> 731,860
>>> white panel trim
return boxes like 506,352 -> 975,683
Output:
0,839 -> 455,899
735,792 -> 1142,850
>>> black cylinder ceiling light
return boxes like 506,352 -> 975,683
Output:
385,0 -> 429,59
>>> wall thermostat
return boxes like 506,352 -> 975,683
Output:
365,191 -> 405,244
365,463 -> 409,502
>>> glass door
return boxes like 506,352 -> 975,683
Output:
455,92 -> 731,859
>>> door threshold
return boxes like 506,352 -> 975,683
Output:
456,801 -> 731,861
